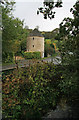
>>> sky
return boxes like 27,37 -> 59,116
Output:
13,0 -> 77,31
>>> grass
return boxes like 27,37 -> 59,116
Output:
2,62 -> 15,66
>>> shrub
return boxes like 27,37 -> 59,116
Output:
15,51 -> 23,56
58,65 -> 79,104
2,63 -> 62,119
2,52 -> 14,63
23,51 -> 41,59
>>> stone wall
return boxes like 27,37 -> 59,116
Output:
26,36 -> 44,58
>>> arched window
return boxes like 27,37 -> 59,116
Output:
33,37 -> 34,40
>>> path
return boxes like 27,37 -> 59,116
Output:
42,104 -> 79,119
43,56 -> 61,64
2,56 -> 61,71
2,59 -> 33,71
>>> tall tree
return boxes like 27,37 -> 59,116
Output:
2,0 -> 28,63
37,0 -> 62,19
57,0 -> 79,102
2,0 -> 16,62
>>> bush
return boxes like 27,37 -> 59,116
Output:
23,51 -> 41,59
2,63 -> 62,119
44,42 -> 56,57
2,52 -> 14,63
15,51 -> 23,56
58,65 -> 79,104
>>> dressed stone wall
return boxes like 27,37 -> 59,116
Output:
26,36 -> 44,58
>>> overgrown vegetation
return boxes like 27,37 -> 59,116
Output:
57,0 -> 79,104
2,63 -> 62,119
2,0 -> 79,119
44,39 -> 56,57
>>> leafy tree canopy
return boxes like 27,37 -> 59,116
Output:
57,0 -> 79,102
2,0 -> 28,62
37,0 -> 62,19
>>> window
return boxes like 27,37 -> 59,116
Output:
33,37 -> 34,40
33,45 -> 34,47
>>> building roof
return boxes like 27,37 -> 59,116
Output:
29,28 -> 43,37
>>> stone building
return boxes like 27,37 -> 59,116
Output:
26,28 -> 44,58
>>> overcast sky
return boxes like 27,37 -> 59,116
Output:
13,0 -> 77,31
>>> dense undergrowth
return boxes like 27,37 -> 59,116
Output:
2,62 -> 62,119
2,62 -> 79,119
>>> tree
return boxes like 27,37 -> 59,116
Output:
37,0 -> 62,19
41,28 -> 59,40
2,0 -> 28,63
44,40 -> 55,57
2,0 -> 16,62
57,0 -> 79,103
20,27 -> 28,52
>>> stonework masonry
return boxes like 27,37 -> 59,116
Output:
26,36 -> 44,58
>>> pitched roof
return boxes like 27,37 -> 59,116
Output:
29,28 -> 43,37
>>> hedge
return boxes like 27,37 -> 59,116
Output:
23,51 -> 41,59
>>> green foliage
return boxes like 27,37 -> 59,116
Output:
2,15 -> 28,63
44,39 -> 56,57
2,52 -> 14,63
42,28 -> 59,40
23,51 -> 41,59
37,0 -> 62,19
2,0 -> 28,63
2,63 -> 62,119
57,1 -> 79,103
